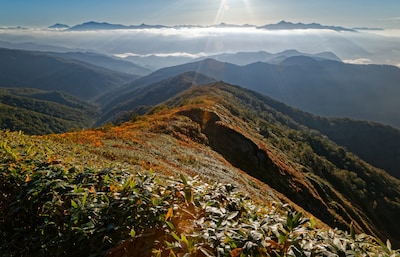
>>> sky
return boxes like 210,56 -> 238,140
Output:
1,0 -> 400,29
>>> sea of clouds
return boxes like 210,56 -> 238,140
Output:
1,26 -> 400,67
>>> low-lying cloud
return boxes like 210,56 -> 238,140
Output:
1,26 -> 400,67
114,51 -> 207,59
343,58 -> 372,65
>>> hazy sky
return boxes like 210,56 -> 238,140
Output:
1,0 -> 400,28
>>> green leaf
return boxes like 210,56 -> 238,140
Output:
130,228 -> 136,238
82,192 -> 88,207
171,232 -> 181,242
180,173 -> 188,186
180,233 -> 188,245
166,221 -> 175,230
71,199 -> 78,209
104,173 -> 110,184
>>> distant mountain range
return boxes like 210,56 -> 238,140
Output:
68,21 -> 168,31
205,50 -> 342,66
122,50 -> 342,70
48,20 -> 357,32
258,20 -> 356,32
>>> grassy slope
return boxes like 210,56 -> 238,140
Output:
0,128 -> 397,256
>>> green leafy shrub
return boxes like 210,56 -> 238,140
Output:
1,130 -> 399,257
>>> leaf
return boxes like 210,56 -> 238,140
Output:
171,232 -> 181,242
180,173 -> 188,186
130,228 -> 136,238
230,248 -> 242,257
166,221 -> 175,230
71,199 -> 78,209
82,192 -> 88,207
184,188 -> 193,204
169,249 -> 177,257
226,211 -> 239,220
180,233 -> 188,245
165,207 -> 173,221
386,239 -> 392,252
199,247 -> 215,257
349,221 -> 355,240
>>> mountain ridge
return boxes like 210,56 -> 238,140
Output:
97,71 -> 400,181
56,20 -> 358,32
68,21 -> 168,31
116,58 -> 400,129
258,20 -> 356,32
0,48 -> 138,100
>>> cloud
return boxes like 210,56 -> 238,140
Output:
1,26 -> 400,67
343,58 -> 372,65
114,51 -> 207,58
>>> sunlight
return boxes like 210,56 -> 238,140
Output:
214,0 -> 230,24
213,0 -> 254,24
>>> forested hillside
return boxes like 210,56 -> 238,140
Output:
0,48 -> 136,100
0,88 -> 98,134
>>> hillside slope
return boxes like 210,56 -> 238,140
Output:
48,51 -> 152,76
112,58 -> 400,129
0,88 -> 98,134
1,81 -> 400,256
97,72 -> 216,125
99,72 -> 400,180
164,83 -> 400,246
0,48 -> 136,100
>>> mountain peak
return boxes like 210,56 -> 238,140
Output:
48,23 -> 70,29
68,21 -> 127,31
68,21 -> 168,31
258,21 -> 356,32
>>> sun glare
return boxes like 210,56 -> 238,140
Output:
214,0 -> 229,24
214,0 -> 254,25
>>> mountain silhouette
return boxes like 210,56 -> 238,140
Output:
258,20 -> 356,32
68,21 -> 167,31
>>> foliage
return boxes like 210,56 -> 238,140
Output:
1,130 -> 399,256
